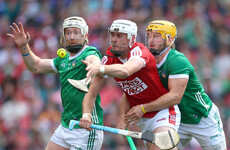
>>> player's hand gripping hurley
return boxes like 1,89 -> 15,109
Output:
69,120 -> 179,150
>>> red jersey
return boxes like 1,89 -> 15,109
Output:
102,42 -> 169,118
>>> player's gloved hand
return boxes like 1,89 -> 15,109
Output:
79,113 -> 92,131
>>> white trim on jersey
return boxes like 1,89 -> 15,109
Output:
118,57 -> 127,63
156,49 -> 171,68
69,45 -> 88,60
169,74 -> 189,79
92,106 -> 99,124
51,59 -> 59,73
130,46 -> 142,57
129,46 -> 146,67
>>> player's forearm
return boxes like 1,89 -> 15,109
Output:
119,93 -> 131,118
82,76 -> 106,114
103,64 -> 130,79
143,92 -> 181,113
103,59 -> 143,79
19,44 -> 42,73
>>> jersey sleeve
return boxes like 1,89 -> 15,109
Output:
102,47 -> 113,65
168,55 -> 190,79
52,57 -> 61,73
128,43 -> 149,67
82,47 -> 102,60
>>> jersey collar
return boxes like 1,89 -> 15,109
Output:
156,49 -> 171,68
69,45 -> 88,60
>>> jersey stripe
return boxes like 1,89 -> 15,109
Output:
87,129 -> 95,150
195,92 -> 210,111
92,106 -> 99,124
130,46 -> 142,57
169,74 -> 189,79
51,59 -> 59,73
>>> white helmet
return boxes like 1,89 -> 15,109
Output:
109,19 -> 138,48
62,16 -> 88,36
61,16 -> 88,53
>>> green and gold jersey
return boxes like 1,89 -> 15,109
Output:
51,46 -> 103,128
157,49 -> 212,124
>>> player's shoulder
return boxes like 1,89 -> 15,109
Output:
132,42 -> 147,50
168,49 -> 187,59
85,45 -> 99,52
130,42 -> 149,54
168,49 -> 190,65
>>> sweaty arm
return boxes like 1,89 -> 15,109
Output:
144,78 -> 188,112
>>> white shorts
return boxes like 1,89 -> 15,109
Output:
137,105 -> 181,145
177,103 -> 226,150
50,124 -> 103,150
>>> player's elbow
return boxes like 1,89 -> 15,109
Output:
171,93 -> 182,105
119,69 -> 131,79
27,64 -> 40,73
174,94 -> 182,105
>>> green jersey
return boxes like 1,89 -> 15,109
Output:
52,46 -> 103,128
157,49 -> 212,124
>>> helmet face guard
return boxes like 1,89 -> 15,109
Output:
108,19 -> 138,57
61,16 -> 88,53
145,20 -> 177,56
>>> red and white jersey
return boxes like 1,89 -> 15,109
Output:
102,42 -> 170,118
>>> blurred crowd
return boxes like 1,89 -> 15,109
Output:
0,0 -> 230,149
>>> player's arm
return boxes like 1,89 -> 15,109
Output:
85,54 -> 101,65
83,58 -> 144,80
125,78 -> 188,123
144,78 -> 188,112
103,58 -> 143,78
79,75 -> 107,130
117,92 -> 131,130
7,22 -> 54,73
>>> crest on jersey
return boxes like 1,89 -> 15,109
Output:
162,70 -> 166,78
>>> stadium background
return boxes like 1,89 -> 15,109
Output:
0,0 -> 230,149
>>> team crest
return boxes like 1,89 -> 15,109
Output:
72,60 -> 77,67
162,70 -> 166,78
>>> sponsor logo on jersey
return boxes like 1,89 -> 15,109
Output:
117,77 -> 148,95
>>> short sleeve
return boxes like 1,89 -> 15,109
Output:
168,55 -> 191,79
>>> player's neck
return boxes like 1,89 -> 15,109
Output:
155,49 -> 170,64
